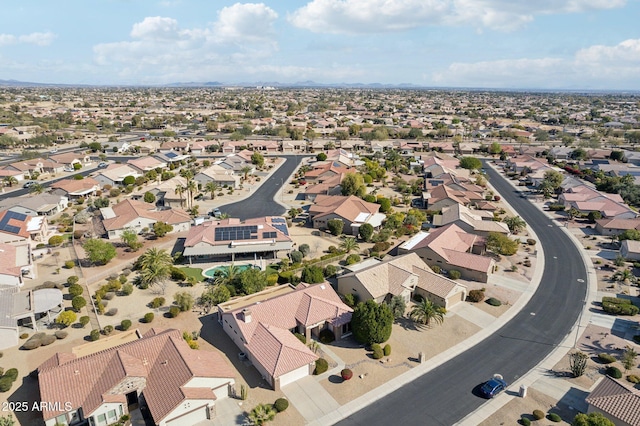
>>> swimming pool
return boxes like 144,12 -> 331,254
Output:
203,264 -> 257,278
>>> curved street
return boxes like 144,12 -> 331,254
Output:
219,155 -> 307,220
337,163 -> 589,425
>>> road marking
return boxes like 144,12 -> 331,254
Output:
530,312 -> 536,315
553,256 -> 557,259
577,279 -> 585,283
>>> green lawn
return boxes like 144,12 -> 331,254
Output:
179,267 -> 205,282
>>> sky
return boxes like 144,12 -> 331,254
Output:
1,0 -> 639,90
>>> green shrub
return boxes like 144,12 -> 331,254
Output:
143,312 -> 154,323
121,319 -> 132,331
294,333 -> 306,344
4,368 -> 18,382
170,267 -> 187,281
103,325 -> 114,335
314,358 -> 328,375
79,316 -> 90,327
627,374 -> 640,384
55,330 -> 68,339
603,302 -> 639,315
319,329 -> 335,344
67,275 -> 79,285
598,353 -> 617,364
430,265 -> 441,274
602,296 -> 632,305
533,409 -> 545,420
486,297 -> 502,306
520,417 -> 531,426
324,264 -> 338,277
48,235 -> 64,246
122,283 -> 134,295
72,296 -> 87,312
274,398 -> 289,412
345,254 -> 361,265
169,306 -> 180,318
383,344 -> 391,356
150,297 -> 165,308
0,376 -> 13,392
372,344 -> 384,359
19,333 -> 28,339
64,260 -> 75,269
467,289 -> 485,303
606,366 -> 622,379
90,329 -> 100,341
69,284 -> 84,297
547,413 -> 561,422
343,293 -> 356,308
448,270 -> 461,280
341,368 -> 353,380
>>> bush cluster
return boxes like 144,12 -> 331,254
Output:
627,374 -> 640,384
121,320 -> 132,331
143,312 -> 154,323
341,368 -> 353,380
533,410 -> 545,420
0,368 -> 18,392
90,329 -> 100,341
371,344 -> 384,359
606,366 -> 622,379
314,358 -> 328,375
319,329 -> 335,344
274,398 -> 289,412
150,297 -> 165,308
520,417 -> 531,426
169,306 -> 181,318
467,289 -> 485,303
486,297 -> 502,307
383,344 -> 391,356
602,298 -> 639,316
448,270 -> 461,280
597,353 -> 617,364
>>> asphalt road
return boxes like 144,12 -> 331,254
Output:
218,155 -> 308,220
0,167 -> 98,201
338,162 -> 588,426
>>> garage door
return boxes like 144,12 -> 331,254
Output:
166,405 -> 208,426
279,366 -> 310,387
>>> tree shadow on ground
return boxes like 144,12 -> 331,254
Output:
7,374 -> 41,426
395,317 -> 421,331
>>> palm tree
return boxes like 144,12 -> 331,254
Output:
138,248 -> 173,293
3,176 -> 18,188
186,179 -> 198,209
175,184 -> 185,208
503,216 -> 526,234
240,166 -> 252,181
409,299 -> 446,327
248,403 -> 276,425
340,237 -> 359,253
29,183 -> 45,194
613,268 -> 636,285
213,264 -> 239,287
204,181 -> 219,200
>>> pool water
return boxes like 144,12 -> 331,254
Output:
203,264 -> 256,278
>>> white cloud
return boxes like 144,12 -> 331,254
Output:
92,4 -> 280,83
430,38 -> 640,89
215,3 -> 278,43
289,0 -> 627,34
0,32 -> 55,47
131,17 -> 181,40
0,34 -> 17,46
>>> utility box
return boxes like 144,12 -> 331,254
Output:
519,385 -> 527,398
418,352 -> 426,363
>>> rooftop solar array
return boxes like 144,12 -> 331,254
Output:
214,225 -> 258,241
262,232 -> 277,239
272,224 -> 289,236
0,211 -> 26,235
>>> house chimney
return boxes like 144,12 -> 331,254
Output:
241,308 -> 252,323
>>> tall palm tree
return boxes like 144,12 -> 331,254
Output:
3,176 -> 18,187
503,216 -> 526,234
186,179 -> 198,209
204,181 -> 219,200
409,299 -> 446,327
213,264 -> 239,287
240,166 -> 252,181
174,184 -> 185,208
340,237 -> 359,253
138,248 -> 173,292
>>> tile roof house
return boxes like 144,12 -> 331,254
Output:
309,195 -> 386,235
337,252 -> 467,309
49,152 -> 92,168
127,156 -> 167,173
4,157 -> 65,177
183,216 -> 293,262
304,162 -> 351,183
50,177 -> 101,199
585,376 -> 640,426
559,181 -> 637,219
0,193 -> 68,216
0,211 -> 49,244
93,164 -> 143,188
217,283 -> 352,390
133,176 -> 188,209
432,203 -> 510,237
100,199 -> 191,240
194,164 -> 241,189
302,173 -> 344,201
594,218 -> 640,237
620,239 -> 640,261
37,328 -> 235,426
424,181 -> 486,212
0,242 -> 33,286
398,224 -> 494,282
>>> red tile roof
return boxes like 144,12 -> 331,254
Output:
586,376 -> 640,425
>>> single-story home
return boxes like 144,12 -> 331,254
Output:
584,376 -> 640,426
194,165 -> 241,189
50,178 -> 101,199
100,199 -> 191,239
0,211 -> 49,244
218,282 -> 352,390
93,164 -> 142,188
0,242 -> 33,286
309,195 -> 386,235
38,328 -> 235,426
0,193 -> 68,216
620,239 -> 640,261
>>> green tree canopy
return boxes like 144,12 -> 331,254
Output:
153,221 -> 174,238
250,152 -> 264,167
236,268 -> 267,295
409,299 -> 446,327
341,172 -> 366,197
358,223 -> 374,242
618,229 -> 640,241
572,412 -> 615,426
459,156 -> 482,170
316,152 -> 327,161
143,191 -> 156,203
351,300 -> 393,345
301,265 -> 324,284
121,228 -> 143,252
82,239 -> 117,265
486,232 -> 519,256
122,175 -> 135,186
327,219 -> 344,236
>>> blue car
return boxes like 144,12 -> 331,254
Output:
479,376 -> 507,398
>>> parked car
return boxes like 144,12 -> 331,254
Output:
23,181 -> 37,189
63,167 -> 75,172
479,376 -> 507,399
98,162 -> 109,169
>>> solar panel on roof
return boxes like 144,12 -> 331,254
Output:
3,225 -> 20,234
165,152 -> 178,158
273,224 -> 289,236
214,225 -> 258,241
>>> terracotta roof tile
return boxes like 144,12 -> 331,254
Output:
586,376 -> 640,425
